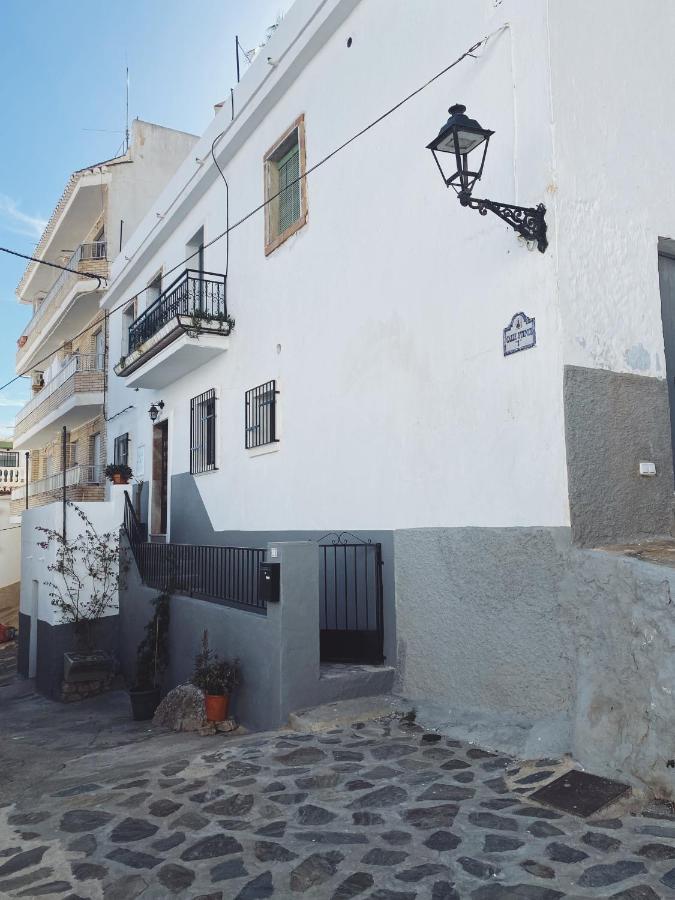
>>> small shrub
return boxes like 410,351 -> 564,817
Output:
192,630 -> 240,695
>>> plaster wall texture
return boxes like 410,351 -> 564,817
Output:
18,487 -> 125,627
394,526 -> 575,727
0,497 -> 20,589
565,549 -> 675,798
106,120 -> 198,263
564,365 -> 674,547
395,525 -> 675,796
104,0 -> 569,535
549,0 -> 675,379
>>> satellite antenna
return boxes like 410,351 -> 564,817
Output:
125,66 -> 130,153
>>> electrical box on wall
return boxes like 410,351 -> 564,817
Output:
259,561 -> 280,603
639,461 -> 657,477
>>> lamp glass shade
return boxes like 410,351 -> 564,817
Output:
435,127 -> 487,156
427,103 -> 494,195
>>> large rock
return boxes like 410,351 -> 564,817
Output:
153,683 -> 206,732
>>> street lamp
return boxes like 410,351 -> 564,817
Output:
148,401 -> 164,422
427,103 -> 548,253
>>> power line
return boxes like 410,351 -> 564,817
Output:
0,246 -> 106,288
0,28 -> 501,397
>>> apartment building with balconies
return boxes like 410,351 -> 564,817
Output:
10,120 -> 198,516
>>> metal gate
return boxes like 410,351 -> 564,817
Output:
318,532 -> 384,664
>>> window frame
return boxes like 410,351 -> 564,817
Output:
114,433 -> 129,467
264,115 -> 307,256
245,380 -> 280,450
190,389 -> 217,475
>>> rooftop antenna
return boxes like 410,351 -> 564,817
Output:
125,65 -> 130,153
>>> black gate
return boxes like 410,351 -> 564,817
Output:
318,533 -> 384,664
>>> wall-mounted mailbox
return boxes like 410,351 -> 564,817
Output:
259,561 -> 280,603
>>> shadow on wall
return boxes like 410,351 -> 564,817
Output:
167,473 -> 397,669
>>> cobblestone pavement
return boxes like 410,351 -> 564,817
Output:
1,706 -> 675,899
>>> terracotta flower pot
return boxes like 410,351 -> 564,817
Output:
205,693 -> 229,722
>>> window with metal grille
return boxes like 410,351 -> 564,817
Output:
190,389 -> 216,473
245,380 -> 279,449
264,116 -> 306,255
114,433 -> 129,466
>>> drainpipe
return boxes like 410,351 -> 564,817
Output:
24,452 -> 29,510
62,425 -> 67,540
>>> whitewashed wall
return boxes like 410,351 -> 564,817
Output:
19,489 -> 126,626
0,499 -> 20,590
550,0 -> 675,377
105,0 -> 569,535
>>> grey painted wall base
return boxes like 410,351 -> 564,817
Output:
564,365 -> 675,547
168,474 -> 397,667
35,616 -> 119,700
395,525 -> 675,797
17,611 -> 29,678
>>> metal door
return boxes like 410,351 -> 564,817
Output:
318,532 -> 384,664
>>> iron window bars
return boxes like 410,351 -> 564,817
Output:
191,389 -> 216,474
245,380 -> 279,449
128,269 -> 226,354
113,433 -> 129,466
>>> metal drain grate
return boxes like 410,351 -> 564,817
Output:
530,769 -> 630,817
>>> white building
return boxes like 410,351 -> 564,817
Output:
12,120 -> 198,692
16,0 -> 675,794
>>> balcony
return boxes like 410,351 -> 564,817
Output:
10,464 -> 103,512
13,353 -> 104,450
115,270 -> 232,389
0,451 -> 24,496
17,242 -> 108,369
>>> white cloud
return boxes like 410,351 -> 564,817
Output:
0,194 -> 47,240
0,398 -> 25,408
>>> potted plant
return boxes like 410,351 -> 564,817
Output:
191,630 -> 240,722
105,463 -> 133,485
36,503 -> 124,693
128,591 -> 170,720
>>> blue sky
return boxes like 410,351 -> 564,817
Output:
0,0 -> 288,439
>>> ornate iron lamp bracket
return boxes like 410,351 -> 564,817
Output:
460,192 -> 548,253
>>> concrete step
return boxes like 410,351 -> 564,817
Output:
289,693 -> 401,732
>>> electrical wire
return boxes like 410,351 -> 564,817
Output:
211,129 -> 230,285
0,246 -> 106,288
0,28 -> 500,397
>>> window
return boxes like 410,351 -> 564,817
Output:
190,389 -> 216,474
122,301 -> 136,356
93,328 -> 105,370
245,380 -> 279,449
264,115 -> 307,255
89,432 -> 101,482
147,270 -> 163,305
114,433 -> 129,466
70,440 -> 78,466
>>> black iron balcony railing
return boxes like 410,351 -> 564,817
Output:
128,269 -> 227,355
123,492 -> 266,612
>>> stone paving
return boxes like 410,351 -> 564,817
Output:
2,706 -> 675,899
